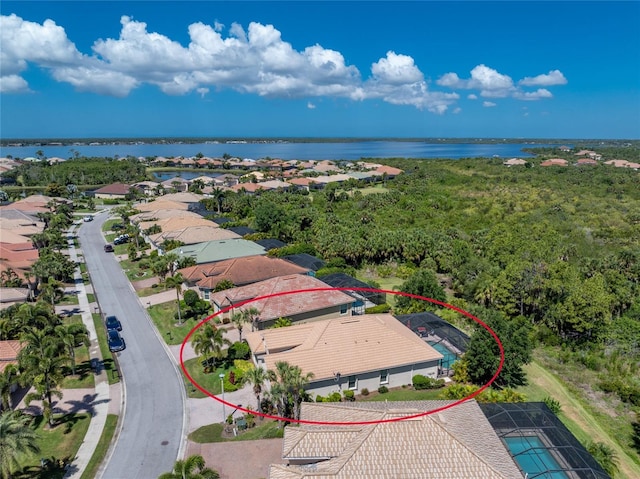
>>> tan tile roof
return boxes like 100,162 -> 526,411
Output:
149,226 -> 240,245
0,339 -> 24,373
0,230 -> 33,244
374,165 -> 404,176
138,216 -> 214,232
133,200 -> 190,212
245,314 -> 442,381
210,274 -> 354,324
94,183 -> 131,195
156,192 -> 205,203
269,401 -> 523,478
0,287 -> 30,303
130,209 -> 204,223
179,255 -> 311,288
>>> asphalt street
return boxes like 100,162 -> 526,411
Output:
78,211 -> 186,479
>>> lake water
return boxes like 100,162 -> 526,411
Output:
0,140 -> 559,161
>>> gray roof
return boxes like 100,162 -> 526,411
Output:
171,238 -> 266,264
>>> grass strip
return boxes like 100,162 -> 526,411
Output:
92,314 -> 120,385
79,414 -> 118,479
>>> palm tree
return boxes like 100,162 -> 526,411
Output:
165,273 -> 185,324
191,323 -> 231,371
211,187 -> 226,214
0,410 -> 40,479
13,302 -> 60,333
158,454 -> 219,479
242,367 -> 268,412
39,277 -> 65,308
231,312 -> 248,342
587,441 -> 620,477
55,323 -> 90,376
242,307 -> 260,332
0,365 -> 19,412
267,361 -> 314,421
19,332 -> 68,428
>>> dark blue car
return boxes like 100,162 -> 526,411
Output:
105,315 -> 122,331
108,329 -> 126,352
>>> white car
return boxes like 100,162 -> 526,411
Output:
83,215 -> 93,222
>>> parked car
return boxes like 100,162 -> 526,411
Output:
113,234 -> 130,245
108,329 -> 126,352
83,215 -> 93,222
104,244 -> 114,252
105,315 -> 122,331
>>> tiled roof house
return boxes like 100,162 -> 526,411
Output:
179,255 -> 312,300
268,400 -> 523,478
245,314 -> 442,396
209,274 -> 354,328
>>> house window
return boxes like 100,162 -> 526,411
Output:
340,304 -> 348,315
348,375 -> 357,390
203,289 -> 210,300
380,370 -> 389,385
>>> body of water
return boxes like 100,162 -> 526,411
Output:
0,140 -> 560,161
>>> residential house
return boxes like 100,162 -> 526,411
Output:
503,158 -> 528,166
0,195 -> 52,215
133,200 -> 191,213
373,164 -> 404,178
137,216 -> 214,233
149,225 -> 240,247
173,238 -> 266,265
213,174 -> 240,187
131,180 -> 162,196
540,158 -> 568,167
246,314 -> 442,396
210,274 -> 355,328
179,254 -> 312,300
0,288 -> 30,310
576,158 -> 598,166
604,159 -> 640,169
130,209 -> 204,224
161,177 -> 190,192
93,183 -> 132,199
313,161 -> 341,173
0,242 -> 39,282
0,340 -> 25,386
268,400 -> 524,478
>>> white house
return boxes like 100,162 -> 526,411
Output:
245,314 -> 442,397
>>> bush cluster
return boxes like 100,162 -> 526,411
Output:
412,374 -> 445,390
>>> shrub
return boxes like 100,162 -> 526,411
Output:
412,374 -> 445,390
343,390 -> 355,402
365,304 -> 391,314
328,392 -> 342,402
378,386 -> 389,394
315,395 -> 325,402
228,341 -> 250,360
543,396 -> 562,415
361,388 -> 370,396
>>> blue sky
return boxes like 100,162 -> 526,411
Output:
1,1 -> 639,139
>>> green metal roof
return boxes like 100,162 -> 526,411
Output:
172,239 -> 266,264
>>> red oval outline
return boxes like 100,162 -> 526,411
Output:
180,287 -> 504,426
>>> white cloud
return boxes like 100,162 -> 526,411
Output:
307,102 -> 316,109
0,74 -> 30,93
483,101 -> 497,107
0,13 -> 564,113
514,88 -> 553,101
452,107 -> 462,114
439,64 -> 564,101
519,69 -> 567,86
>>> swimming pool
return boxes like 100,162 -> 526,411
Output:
426,340 -> 459,369
504,436 -> 568,478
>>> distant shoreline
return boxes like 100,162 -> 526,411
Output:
2,137 -> 636,148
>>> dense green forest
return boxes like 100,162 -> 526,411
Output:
205,155 -> 640,466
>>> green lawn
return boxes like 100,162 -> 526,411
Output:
61,316 -> 95,389
58,293 -> 80,306
182,358 -> 243,399
92,314 -> 120,384
80,414 -> 118,479
16,413 -> 90,479
360,386 -> 444,402
188,419 -> 284,443
147,302 -> 201,345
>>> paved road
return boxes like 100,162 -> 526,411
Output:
78,211 -> 186,479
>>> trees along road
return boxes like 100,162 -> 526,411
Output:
79,211 -> 186,478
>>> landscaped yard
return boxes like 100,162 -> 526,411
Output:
188,419 -> 284,443
360,386 -> 444,402
181,357 -> 248,399
147,302 -> 204,346
61,316 -> 95,389
16,413 -> 90,479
